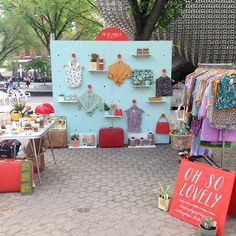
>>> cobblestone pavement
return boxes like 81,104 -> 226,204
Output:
1,146 -> 236,236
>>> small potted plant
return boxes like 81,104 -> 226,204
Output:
154,183 -> 172,211
199,217 -> 217,236
103,103 -> 111,116
10,102 -> 26,121
70,133 -> 80,147
58,93 -> 64,102
89,53 -> 99,71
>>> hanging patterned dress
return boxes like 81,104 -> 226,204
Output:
155,76 -> 173,97
125,106 -> 144,133
65,61 -> 83,88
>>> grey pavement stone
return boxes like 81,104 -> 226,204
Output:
0,146 -> 236,235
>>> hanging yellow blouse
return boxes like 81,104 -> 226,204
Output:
108,61 -> 131,86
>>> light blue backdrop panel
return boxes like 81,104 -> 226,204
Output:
51,41 -> 172,144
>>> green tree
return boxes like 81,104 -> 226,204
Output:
0,15 -> 24,62
2,0 -> 103,54
24,56 -> 51,84
128,0 -> 186,40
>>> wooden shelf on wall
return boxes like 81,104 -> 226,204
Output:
88,70 -> 107,72
132,85 -> 151,88
58,100 -> 77,103
104,115 -> 122,118
146,100 -> 165,103
132,54 -> 150,57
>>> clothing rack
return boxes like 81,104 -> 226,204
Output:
196,63 -> 235,168
198,63 -> 236,69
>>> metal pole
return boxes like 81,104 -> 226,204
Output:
221,129 -> 226,168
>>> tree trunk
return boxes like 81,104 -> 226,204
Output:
133,0 -> 168,40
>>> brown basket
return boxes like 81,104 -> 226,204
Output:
170,132 -> 192,151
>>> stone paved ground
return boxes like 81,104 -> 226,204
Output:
1,146 -> 236,236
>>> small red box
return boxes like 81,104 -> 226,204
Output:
99,128 -> 124,148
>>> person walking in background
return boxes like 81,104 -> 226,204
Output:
7,78 -> 17,93
25,76 -> 31,87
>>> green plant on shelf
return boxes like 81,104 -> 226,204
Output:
71,133 -> 79,140
103,103 -> 111,111
90,53 -> 99,62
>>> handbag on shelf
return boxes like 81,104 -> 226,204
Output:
155,114 -> 170,134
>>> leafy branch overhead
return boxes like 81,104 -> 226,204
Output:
1,0 -> 102,54
128,0 -> 186,40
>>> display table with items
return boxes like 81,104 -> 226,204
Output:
0,118 -> 56,185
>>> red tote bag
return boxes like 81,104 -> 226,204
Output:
155,114 -> 170,134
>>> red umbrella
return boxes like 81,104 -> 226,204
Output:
35,103 -> 54,115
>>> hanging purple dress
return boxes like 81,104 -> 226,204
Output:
125,106 -> 144,133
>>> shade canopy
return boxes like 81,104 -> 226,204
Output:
35,103 -> 54,115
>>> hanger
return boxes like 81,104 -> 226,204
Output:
117,54 -> 122,63
131,99 -> 137,109
161,69 -> 168,78
71,53 -> 77,65
87,84 -> 93,94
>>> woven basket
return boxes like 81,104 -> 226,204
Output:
170,132 -> 192,151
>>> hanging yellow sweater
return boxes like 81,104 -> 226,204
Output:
108,61 -> 131,86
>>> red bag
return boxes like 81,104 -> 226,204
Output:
156,114 -> 170,134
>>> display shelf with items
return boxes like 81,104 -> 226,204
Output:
146,97 -> 165,103
132,48 -> 150,57
58,94 -> 77,103
68,133 -> 97,149
127,132 -> 156,148
89,53 -> 105,72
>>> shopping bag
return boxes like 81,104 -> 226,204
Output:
156,114 -> 170,134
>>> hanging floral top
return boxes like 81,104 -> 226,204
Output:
216,74 -> 236,109
131,69 -> 154,86
108,61 -> 131,86
78,92 -> 103,116
125,105 -> 144,133
156,76 -> 173,97
65,62 -> 83,88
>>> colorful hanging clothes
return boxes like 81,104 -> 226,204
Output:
190,135 -> 211,157
215,75 -> 236,109
108,61 -> 131,86
155,76 -> 173,97
78,92 -> 103,116
125,106 -> 144,133
65,61 -> 83,88
208,80 -> 236,129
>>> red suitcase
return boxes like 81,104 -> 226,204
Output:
99,128 -> 124,148
0,159 -> 33,193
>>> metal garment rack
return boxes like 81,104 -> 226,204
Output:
197,63 -> 236,168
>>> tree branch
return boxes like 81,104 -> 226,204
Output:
141,0 -> 169,39
128,0 -> 143,39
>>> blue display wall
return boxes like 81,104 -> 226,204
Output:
50,41 -> 172,144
